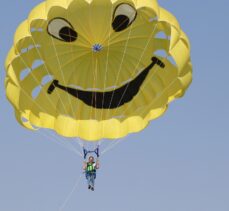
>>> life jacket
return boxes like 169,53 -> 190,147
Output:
86,162 -> 96,173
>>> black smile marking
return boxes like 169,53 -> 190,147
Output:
47,57 -> 165,109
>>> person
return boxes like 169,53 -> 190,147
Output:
83,156 -> 100,191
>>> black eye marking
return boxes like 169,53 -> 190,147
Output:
59,26 -> 77,42
112,3 -> 137,32
112,15 -> 130,32
47,18 -> 77,42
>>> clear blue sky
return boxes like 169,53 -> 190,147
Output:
0,1 -> 228,211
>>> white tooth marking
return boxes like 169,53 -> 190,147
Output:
68,76 -> 137,92
86,88 -> 101,91
105,86 -> 117,91
69,84 -> 83,90
137,69 -> 143,74
121,78 -> 132,85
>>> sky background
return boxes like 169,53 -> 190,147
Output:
0,0 -> 229,211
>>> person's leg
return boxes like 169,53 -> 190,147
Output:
90,174 -> 95,187
86,174 -> 91,189
90,174 -> 95,191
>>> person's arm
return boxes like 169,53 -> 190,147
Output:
83,161 -> 87,170
95,159 -> 100,169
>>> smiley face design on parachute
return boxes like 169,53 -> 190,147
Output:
46,3 -> 165,109
5,0 -> 192,140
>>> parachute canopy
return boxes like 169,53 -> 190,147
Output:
5,0 -> 192,141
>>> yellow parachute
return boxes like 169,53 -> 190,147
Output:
5,0 -> 192,141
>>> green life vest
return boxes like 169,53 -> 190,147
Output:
87,162 -> 96,173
